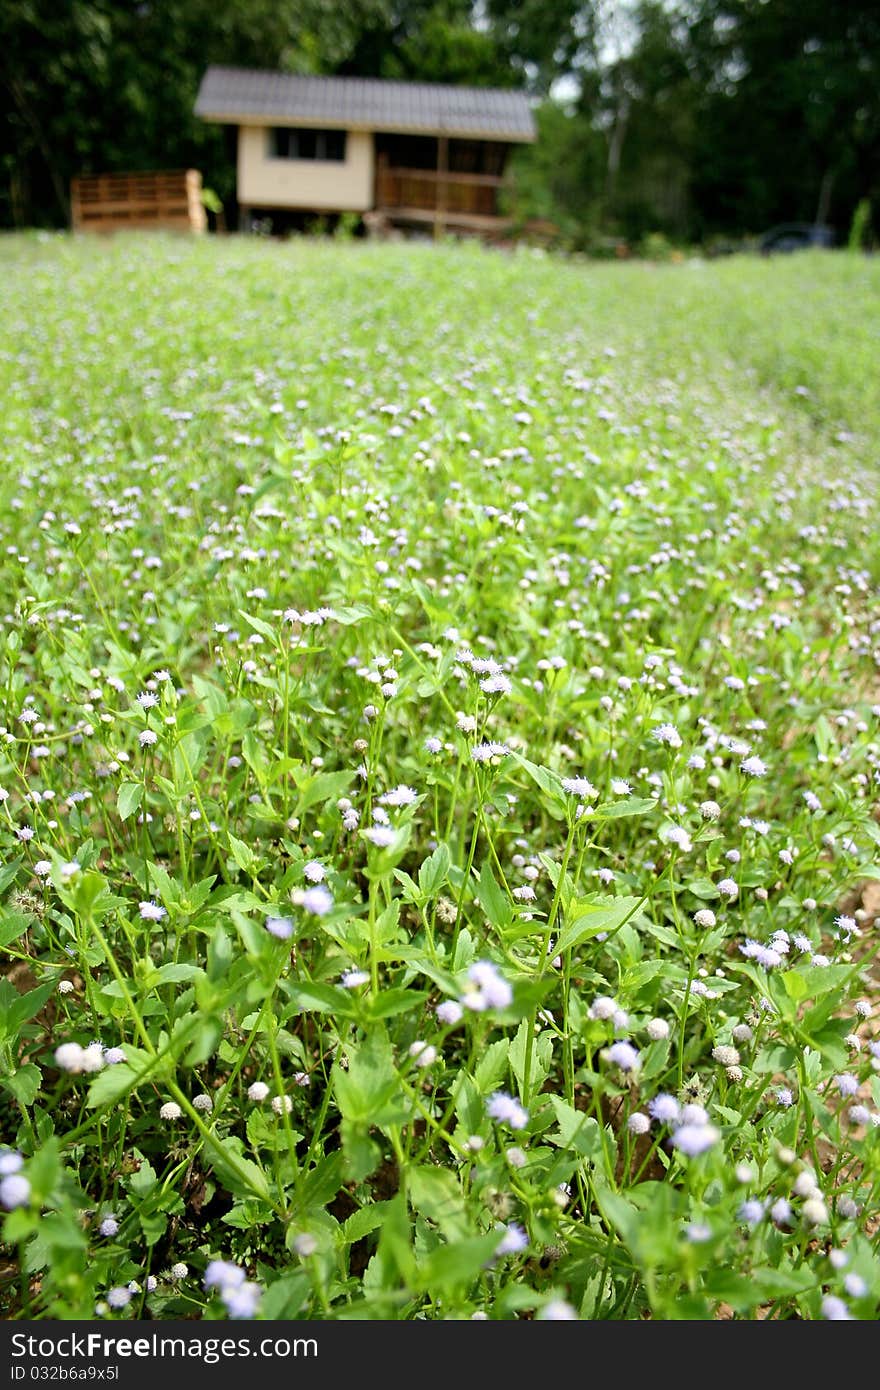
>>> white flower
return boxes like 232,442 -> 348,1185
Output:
265,915 -> 294,939
604,1041 -> 639,1072
662,825 -> 693,853
138,730 -> 158,747
436,1000 -> 463,1025
487,1092 -> 529,1130
54,1042 -> 86,1073
247,1081 -> 270,1102
693,908 -> 716,929
408,1041 -> 438,1068
561,776 -> 598,798
802,1197 -> 828,1226
139,900 -> 166,921
340,969 -> 369,989
362,826 -> 395,847
645,1018 -> 670,1041
159,1101 -> 182,1121
538,1299 -> 578,1320
204,1260 -> 245,1291
0,1174 -> 31,1210
463,960 -> 513,1011
298,886 -> 333,916
379,784 -> 418,808
670,1123 -> 720,1156
740,755 -> 767,777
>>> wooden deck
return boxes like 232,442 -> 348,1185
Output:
71,170 -> 207,234
375,158 -> 511,237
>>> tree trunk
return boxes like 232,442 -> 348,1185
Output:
815,168 -> 835,226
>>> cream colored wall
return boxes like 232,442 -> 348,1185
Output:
237,126 -> 374,211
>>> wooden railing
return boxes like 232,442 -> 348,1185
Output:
375,164 -> 509,221
71,170 -> 207,234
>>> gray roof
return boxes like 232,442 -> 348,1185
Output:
195,67 -> 536,142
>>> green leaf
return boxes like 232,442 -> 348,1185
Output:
344,1203 -> 389,1244
299,1151 -> 346,1213
208,1136 -> 271,1202
554,896 -> 645,957
548,1097 -> 602,1158
370,1192 -> 417,1287
510,1018 -> 553,1100
332,1031 -> 408,1128
511,754 -> 565,803
2,1064 -> 41,1107
367,987 -> 427,1020
259,1271 -> 311,1320
238,609 -> 277,643
332,604 -> 373,626
340,1123 -> 380,1183
86,1048 -> 154,1108
417,1233 -> 502,1291
474,1039 -> 510,1095
0,912 -> 31,950
476,861 -> 512,929
408,1167 -> 469,1241
592,797 -> 657,820
228,833 -> 257,874
0,858 -> 23,897
151,963 -> 204,987
418,842 -> 451,899
117,781 -> 143,821
295,769 -> 355,815
147,860 -> 183,908
288,982 -> 357,1017
1,975 -> 59,1039
781,970 -> 808,1002
128,1154 -> 157,1197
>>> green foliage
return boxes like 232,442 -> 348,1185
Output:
0,236 -> 878,1322
848,199 -> 873,252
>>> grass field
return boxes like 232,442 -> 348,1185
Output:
1,234 -> 879,1321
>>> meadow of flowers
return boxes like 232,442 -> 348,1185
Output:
1,234 -> 879,1321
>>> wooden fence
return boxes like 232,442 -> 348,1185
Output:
70,169 -> 207,234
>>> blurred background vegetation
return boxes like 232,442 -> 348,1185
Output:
1,0 -> 877,251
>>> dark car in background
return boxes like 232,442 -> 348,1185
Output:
758,222 -> 833,254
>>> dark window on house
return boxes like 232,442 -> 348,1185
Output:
270,128 -> 347,161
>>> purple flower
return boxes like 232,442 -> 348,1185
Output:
265,915 -> 294,939
0,1174 -> 31,1210
203,1260 -> 245,1292
670,1123 -> 720,1157
487,1091 -> 529,1130
299,886 -> 333,916
605,1041 -> 640,1073
648,1094 -> 681,1125
464,960 -> 513,1011
495,1222 -> 529,1256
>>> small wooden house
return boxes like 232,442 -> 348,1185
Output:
194,66 -> 536,237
